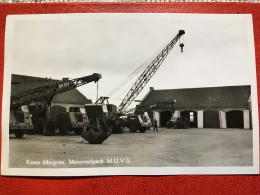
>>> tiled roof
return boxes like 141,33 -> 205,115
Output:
139,85 -> 251,109
11,74 -> 92,104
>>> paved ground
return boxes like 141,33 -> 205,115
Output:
8,128 -> 253,168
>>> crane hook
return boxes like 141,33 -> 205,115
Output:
179,43 -> 184,52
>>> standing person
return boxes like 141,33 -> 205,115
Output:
153,118 -> 158,132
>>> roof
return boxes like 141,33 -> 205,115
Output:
139,85 -> 251,109
11,74 -> 92,104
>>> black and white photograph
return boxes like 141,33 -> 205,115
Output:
1,13 -> 259,176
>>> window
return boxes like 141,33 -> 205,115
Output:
190,112 -> 194,122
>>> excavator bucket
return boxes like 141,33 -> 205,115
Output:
81,109 -> 112,144
81,125 -> 111,144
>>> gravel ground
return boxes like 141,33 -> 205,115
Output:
8,128 -> 253,168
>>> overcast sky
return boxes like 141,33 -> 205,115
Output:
5,13 -> 256,109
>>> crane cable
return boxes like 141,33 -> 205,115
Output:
96,80 -> 99,102
107,60 -> 148,97
108,37 -> 172,101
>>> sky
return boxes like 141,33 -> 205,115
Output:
5,13 -> 256,110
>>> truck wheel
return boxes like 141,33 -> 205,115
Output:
166,124 -> 170,129
112,126 -> 124,134
129,126 -> 137,133
139,127 -> 146,133
14,130 -> 24,138
74,128 -> 83,135
59,124 -> 69,135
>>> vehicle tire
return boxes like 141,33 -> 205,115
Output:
129,126 -> 137,133
112,126 -> 124,134
74,128 -> 83,135
173,124 -> 178,129
139,127 -> 146,133
59,124 -> 69,135
14,130 -> 24,138
166,124 -> 170,129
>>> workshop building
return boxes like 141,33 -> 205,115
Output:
139,85 -> 251,129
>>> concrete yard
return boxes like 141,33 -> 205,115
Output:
8,128 -> 253,168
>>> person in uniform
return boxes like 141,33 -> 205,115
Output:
153,119 -> 158,132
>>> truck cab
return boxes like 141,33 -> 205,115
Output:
9,105 -> 33,138
56,106 -> 89,135
127,112 -> 152,133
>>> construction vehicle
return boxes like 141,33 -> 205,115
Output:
9,105 -> 33,138
131,99 -> 189,130
124,99 -> 177,133
50,106 -> 89,135
10,73 -> 101,138
95,30 -> 185,134
82,104 -> 112,144
126,113 -> 151,133
166,116 -> 189,129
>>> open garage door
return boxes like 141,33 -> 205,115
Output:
160,111 -> 172,127
203,110 -> 220,128
226,110 -> 244,128
181,110 -> 197,128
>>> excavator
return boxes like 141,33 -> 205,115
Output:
10,73 -> 102,138
81,30 -> 185,141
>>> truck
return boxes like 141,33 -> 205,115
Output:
9,105 -> 33,138
166,116 -> 189,129
10,73 -> 101,137
47,106 -> 89,135
126,112 -> 152,133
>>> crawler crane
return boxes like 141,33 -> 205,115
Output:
83,30 -> 185,137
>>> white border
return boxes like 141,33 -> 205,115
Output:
1,13 -> 259,176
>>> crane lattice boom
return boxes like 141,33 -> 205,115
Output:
11,73 -> 101,107
117,30 -> 185,114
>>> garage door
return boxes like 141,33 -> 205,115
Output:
160,111 -> 172,127
181,110 -> 197,128
203,110 -> 220,128
226,110 -> 244,128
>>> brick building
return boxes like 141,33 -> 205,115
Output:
139,85 -> 251,129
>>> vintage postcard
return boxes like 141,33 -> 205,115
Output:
1,13 -> 259,176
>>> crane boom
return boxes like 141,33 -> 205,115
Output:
11,73 -> 101,107
117,30 -> 185,114
123,99 -> 176,115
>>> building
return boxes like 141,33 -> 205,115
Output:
139,85 -> 251,129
